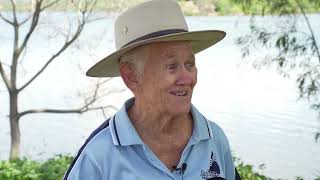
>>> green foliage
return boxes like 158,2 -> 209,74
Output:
231,0 -> 320,15
0,0 -> 145,12
37,155 -> 73,180
0,155 -> 272,180
234,0 -> 320,141
1,0 -> 318,15
177,0 -> 217,16
237,164 -> 270,180
179,0 -> 320,15
234,157 -> 271,180
0,158 -> 40,179
0,155 -> 73,180
214,0 -> 243,15
1,155 -> 320,180
235,158 -> 320,180
316,132 -> 320,141
92,0 -> 145,13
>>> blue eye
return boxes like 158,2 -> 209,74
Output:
167,64 -> 177,70
185,62 -> 195,70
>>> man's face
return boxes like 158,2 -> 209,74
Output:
136,41 -> 197,116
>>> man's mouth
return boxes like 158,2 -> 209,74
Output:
170,90 -> 188,96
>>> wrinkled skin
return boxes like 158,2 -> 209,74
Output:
120,41 -> 197,170
135,41 -> 197,120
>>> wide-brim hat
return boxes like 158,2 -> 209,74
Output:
86,0 -> 226,77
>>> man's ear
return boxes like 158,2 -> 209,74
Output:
119,63 -> 139,91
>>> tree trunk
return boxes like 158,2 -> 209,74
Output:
9,91 -> 20,160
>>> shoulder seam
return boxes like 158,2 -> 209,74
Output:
85,150 -> 103,178
63,117 -> 111,180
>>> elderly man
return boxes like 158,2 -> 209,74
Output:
64,0 -> 240,179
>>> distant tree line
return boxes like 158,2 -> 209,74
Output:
0,0 -> 318,15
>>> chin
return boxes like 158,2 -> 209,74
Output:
171,103 -> 191,115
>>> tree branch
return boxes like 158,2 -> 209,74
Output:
40,0 -> 62,11
90,105 -> 118,111
19,17 -> 86,92
18,105 -> 118,119
18,15 -> 33,26
295,0 -> 320,63
18,105 -> 118,118
10,0 -> 20,91
16,0 -> 43,59
83,78 -> 101,107
10,1 -> 43,91
9,0 -> 18,24
18,71 -> 118,119
0,61 -> 12,91
0,13 -> 14,25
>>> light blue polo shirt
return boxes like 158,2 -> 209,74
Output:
64,98 -> 235,180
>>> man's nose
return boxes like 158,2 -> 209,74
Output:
175,67 -> 195,86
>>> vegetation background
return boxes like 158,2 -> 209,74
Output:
2,0 -> 318,15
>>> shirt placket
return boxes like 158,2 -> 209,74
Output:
141,140 -> 197,180
142,145 -> 177,179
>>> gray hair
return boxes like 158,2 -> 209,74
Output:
119,45 -> 149,76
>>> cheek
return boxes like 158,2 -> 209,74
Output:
192,69 -> 198,87
147,74 -> 166,93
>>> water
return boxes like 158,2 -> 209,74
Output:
0,12 -> 320,179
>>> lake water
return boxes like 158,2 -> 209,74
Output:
0,12 -> 320,179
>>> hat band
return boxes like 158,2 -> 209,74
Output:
121,29 -> 188,48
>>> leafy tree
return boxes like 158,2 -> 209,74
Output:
231,0 -> 320,140
0,0 -> 119,160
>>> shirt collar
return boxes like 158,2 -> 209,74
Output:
110,98 -> 212,146
110,98 -> 144,146
189,104 -> 213,142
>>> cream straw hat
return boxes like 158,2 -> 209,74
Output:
86,0 -> 226,77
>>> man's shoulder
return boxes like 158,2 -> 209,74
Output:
73,118 -> 116,164
207,120 -> 226,136
64,119 -> 115,179
85,127 -> 112,149
83,119 -> 114,155
206,119 -> 230,148
191,105 -> 230,145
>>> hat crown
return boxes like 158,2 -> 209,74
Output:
114,0 -> 188,50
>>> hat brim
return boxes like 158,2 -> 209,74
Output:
86,30 -> 226,77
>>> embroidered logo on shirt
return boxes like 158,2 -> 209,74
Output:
200,151 -> 225,180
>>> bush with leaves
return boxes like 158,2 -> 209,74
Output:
1,155 -> 319,179
232,0 -> 320,141
0,155 -> 73,180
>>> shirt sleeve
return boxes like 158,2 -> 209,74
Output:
224,148 -> 236,180
64,152 -> 102,180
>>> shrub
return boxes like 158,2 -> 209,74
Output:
0,155 -> 73,180
1,155 -> 319,180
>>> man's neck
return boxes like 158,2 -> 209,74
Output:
127,100 -> 193,141
127,99 -> 194,169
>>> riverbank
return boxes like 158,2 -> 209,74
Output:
0,0 -> 319,16
0,155 -> 276,180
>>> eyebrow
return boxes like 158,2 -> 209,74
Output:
163,53 -> 195,59
189,54 -> 195,60
163,53 -> 176,59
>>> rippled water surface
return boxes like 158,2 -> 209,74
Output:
1,13 -> 320,179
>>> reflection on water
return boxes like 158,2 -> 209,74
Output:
0,13 -> 320,179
